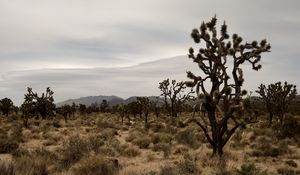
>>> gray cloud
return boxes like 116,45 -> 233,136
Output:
0,0 -> 299,104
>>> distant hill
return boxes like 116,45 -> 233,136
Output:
56,95 -> 124,107
56,95 -> 165,107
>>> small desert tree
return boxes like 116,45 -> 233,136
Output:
0,98 -> 14,117
185,16 -> 270,157
22,87 -> 55,120
159,78 -> 194,120
100,99 -> 109,113
136,97 -> 150,125
256,81 -> 297,126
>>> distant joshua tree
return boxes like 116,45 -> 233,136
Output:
257,81 -> 297,126
136,97 -> 150,125
159,78 -> 194,121
21,87 -> 55,121
184,16 -> 270,157
0,97 -> 14,117
100,99 -> 109,113
57,105 -> 73,123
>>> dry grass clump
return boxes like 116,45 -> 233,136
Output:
119,145 -> 141,157
0,124 -> 23,154
60,135 -> 90,169
249,137 -> 290,157
160,159 -> 200,175
277,167 -> 300,175
175,128 -> 200,149
96,117 -> 120,129
0,160 -> 15,175
125,130 -> 144,142
14,155 -> 49,175
235,163 -> 269,175
72,156 -> 119,175
152,143 -> 171,158
132,137 -> 151,149
151,133 -> 173,144
100,128 -> 119,140
149,122 -> 166,133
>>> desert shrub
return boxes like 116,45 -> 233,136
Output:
213,167 -> 233,175
9,125 -> 23,143
249,137 -> 289,157
100,128 -> 118,140
162,125 -> 178,134
160,166 -> 177,175
152,143 -> 171,158
174,146 -> 189,155
151,133 -> 173,144
277,167 -> 300,175
125,130 -> 144,142
97,118 -> 118,129
175,128 -> 200,149
87,135 -> 105,153
0,161 -> 15,175
15,155 -> 49,175
120,146 -> 141,157
11,147 -> 29,157
236,163 -> 268,175
52,120 -> 61,128
276,115 -> 300,138
61,135 -> 90,169
160,159 -> 200,175
150,123 -> 165,132
72,156 -> 119,175
132,137 -> 151,149
177,159 -> 200,174
0,139 -> 19,153
285,160 -> 298,168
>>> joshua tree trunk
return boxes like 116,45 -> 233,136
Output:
268,113 -> 273,127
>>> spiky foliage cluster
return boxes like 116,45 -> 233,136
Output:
137,97 -> 151,124
159,78 -> 194,119
0,98 -> 14,117
256,81 -> 297,125
185,16 -> 270,156
100,99 -> 109,112
57,104 -> 76,123
21,87 -> 55,123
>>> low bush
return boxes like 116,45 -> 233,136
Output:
60,135 -> 90,169
235,163 -> 268,175
159,159 -> 200,175
277,167 -> 300,175
121,146 -> 141,157
15,155 -> 49,175
72,156 -> 119,175
132,137 -> 151,149
0,139 -> 19,153
175,128 -> 200,149
0,161 -> 15,175
151,133 -> 172,144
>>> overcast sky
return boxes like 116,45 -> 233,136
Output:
0,0 -> 299,105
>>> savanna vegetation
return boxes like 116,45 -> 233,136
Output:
0,16 -> 300,175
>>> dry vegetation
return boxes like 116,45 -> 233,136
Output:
0,112 -> 300,175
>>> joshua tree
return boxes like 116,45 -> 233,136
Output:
127,101 -> 142,118
100,99 -> 109,113
150,97 -> 161,118
256,82 -> 297,126
57,105 -> 73,123
137,97 -> 151,125
79,104 -> 87,115
0,98 -> 14,117
22,87 -> 55,120
159,78 -> 194,120
184,16 -> 270,157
